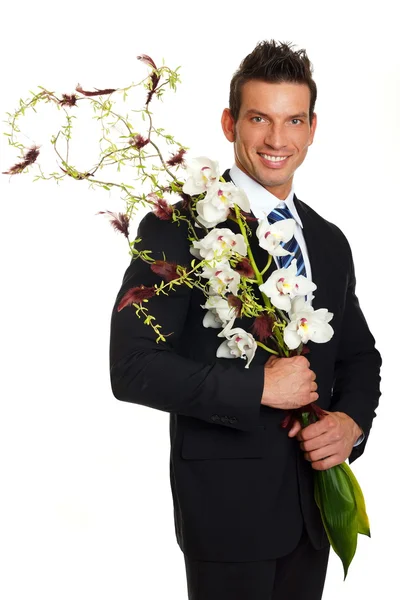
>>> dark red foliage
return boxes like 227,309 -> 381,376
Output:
130,134 -> 150,149
2,145 -> 40,175
234,257 -> 255,279
166,148 -> 186,167
150,260 -> 180,281
75,84 -> 117,97
137,55 -> 160,106
251,312 -> 275,342
179,191 -> 191,211
137,54 -> 157,70
59,93 -> 78,107
152,197 -> 173,220
96,211 -> 129,238
243,212 -> 258,222
117,285 -> 156,311
226,294 -> 243,316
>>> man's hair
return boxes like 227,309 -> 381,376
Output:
229,40 -> 317,123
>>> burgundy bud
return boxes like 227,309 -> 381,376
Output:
150,260 -> 180,282
251,312 -> 275,342
234,257 -> 255,279
226,294 -> 243,317
96,211 -> 129,238
130,134 -> 150,149
151,197 -> 173,220
179,191 -> 192,211
59,93 -> 78,107
117,285 -> 156,310
75,84 -> 117,97
137,54 -> 157,70
2,145 -> 40,175
166,148 -> 186,167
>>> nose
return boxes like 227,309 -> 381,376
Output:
264,124 -> 288,150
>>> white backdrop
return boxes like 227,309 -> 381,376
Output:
0,1 -> 397,598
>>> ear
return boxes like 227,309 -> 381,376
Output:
308,112 -> 317,146
221,108 -> 235,142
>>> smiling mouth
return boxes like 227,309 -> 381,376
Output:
258,153 -> 291,162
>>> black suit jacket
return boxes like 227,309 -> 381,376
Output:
109,168 -> 382,561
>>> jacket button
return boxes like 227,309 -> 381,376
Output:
211,414 -> 220,422
229,417 -> 237,423
220,416 -> 229,423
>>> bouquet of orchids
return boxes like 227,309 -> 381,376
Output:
2,54 -> 370,579
119,156 -> 369,579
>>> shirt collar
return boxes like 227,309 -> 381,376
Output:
229,163 -> 303,228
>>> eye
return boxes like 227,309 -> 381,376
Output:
291,118 -> 303,125
251,116 -> 264,123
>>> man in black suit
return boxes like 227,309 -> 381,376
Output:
109,40 -> 381,599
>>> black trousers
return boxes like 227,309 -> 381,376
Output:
183,525 -> 330,600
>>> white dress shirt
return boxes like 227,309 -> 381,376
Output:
229,164 -> 364,448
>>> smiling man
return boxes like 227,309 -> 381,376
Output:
222,79 -> 316,200
110,40 -> 382,600
182,40 -> 381,599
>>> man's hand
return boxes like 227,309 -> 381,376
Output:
287,410 -> 363,470
261,355 -> 318,410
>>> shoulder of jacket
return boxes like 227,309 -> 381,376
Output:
295,196 -> 350,247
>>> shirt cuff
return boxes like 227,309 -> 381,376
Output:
353,432 -> 365,447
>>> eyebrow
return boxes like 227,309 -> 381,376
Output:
244,109 -> 309,119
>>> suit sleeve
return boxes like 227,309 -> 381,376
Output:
109,210 -> 265,432
329,232 -> 382,464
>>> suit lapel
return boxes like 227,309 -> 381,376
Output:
293,195 -> 332,310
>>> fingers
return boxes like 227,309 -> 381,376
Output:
288,420 -> 302,437
292,355 -> 310,368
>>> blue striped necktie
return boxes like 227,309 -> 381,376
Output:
267,206 -> 307,277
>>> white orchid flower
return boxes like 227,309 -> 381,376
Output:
216,317 -> 257,368
283,295 -> 334,349
190,228 -> 247,265
196,181 -> 251,228
201,295 -> 237,328
201,262 -> 241,296
182,157 -> 220,196
256,216 -> 296,256
259,259 -> 317,311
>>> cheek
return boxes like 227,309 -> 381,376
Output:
236,127 -> 260,150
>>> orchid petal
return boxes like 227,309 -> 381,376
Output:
216,340 -> 236,359
283,325 -> 302,349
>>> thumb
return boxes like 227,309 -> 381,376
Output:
287,419 -> 302,438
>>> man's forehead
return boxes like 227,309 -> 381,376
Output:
239,81 -> 311,116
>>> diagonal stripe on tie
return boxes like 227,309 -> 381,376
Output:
267,206 -> 307,277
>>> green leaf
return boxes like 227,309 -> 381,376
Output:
339,462 -> 371,537
314,466 -> 358,580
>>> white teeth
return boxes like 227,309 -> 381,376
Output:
260,154 -> 288,162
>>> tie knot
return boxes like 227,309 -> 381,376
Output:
267,206 -> 294,224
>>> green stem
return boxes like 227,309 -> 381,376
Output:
256,341 -> 279,355
233,206 -> 265,290
260,254 -> 273,276
233,205 -> 290,357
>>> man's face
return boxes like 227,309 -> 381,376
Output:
221,80 -> 317,199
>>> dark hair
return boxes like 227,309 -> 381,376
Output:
229,40 -> 317,123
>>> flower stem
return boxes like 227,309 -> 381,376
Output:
256,341 -> 279,355
233,204 -> 290,357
